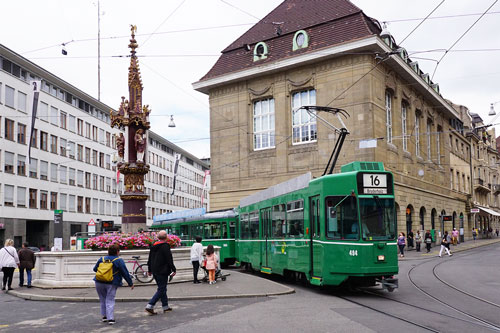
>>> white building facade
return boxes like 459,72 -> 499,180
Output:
0,44 -> 209,249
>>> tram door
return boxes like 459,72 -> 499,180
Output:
260,208 -> 272,268
309,196 -> 322,278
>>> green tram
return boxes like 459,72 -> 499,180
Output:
150,210 -> 238,266
237,161 -> 398,290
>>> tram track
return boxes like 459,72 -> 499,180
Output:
406,252 -> 500,332
336,293 -> 440,332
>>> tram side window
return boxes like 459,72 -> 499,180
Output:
287,200 -> 304,237
190,224 -> 203,239
240,213 -> 250,239
249,211 -> 260,239
222,222 -> 228,238
325,196 -> 358,240
204,223 -> 221,239
229,221 -> 236,238
180,225 -> 189,240
272,204 -> 286,237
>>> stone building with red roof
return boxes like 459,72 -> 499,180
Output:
193,0 -> 494,238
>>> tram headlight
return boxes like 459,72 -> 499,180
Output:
377,255 -> 385,261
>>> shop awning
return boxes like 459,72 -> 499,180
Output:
477,206 -> 500,216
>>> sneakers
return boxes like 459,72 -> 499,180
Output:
108,320 -> 116,325
102,316 -> 107,322
27,285 -> 32,288
145,308 -> 156,315
193,280 -> 201,284
163,307 -> 173,313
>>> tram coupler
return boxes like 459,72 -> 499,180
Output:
377,276 -> 398,292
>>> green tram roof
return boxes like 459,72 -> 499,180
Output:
239,162 -> 387,208
151,209 -> 238,227
240,172 -> 312,208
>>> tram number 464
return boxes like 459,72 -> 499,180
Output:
349,250 -> 358,256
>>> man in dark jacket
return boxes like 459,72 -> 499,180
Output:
145,230 -> 176,315
18,243 -> 36,288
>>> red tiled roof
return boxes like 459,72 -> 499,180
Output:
199,0 -> 380,82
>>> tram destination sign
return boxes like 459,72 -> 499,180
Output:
359,173 -> 389,195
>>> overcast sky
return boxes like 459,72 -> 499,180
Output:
1,0 -> 499,159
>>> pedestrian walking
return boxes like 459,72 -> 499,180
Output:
415,231 -> 422,252
145,230 -> 177,315
18,242 -> 36,288
424,230 -> 432,253
190,236 -> 203,284
205,244 -> 219,284
407,230 -> 414,249
397,232 -> 406,257
472,228 -> 477,241
0,239 -> 20,291
446,231 -> 452,250
496,228 -> 499,237
439,232 -> 452,257
93,244 -> 134,325
452,228 -> 459,245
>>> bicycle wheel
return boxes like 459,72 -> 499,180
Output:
135,264 -> 153,283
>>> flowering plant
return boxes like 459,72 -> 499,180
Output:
84,232 -> 181,250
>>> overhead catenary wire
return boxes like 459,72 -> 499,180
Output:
141,0 -> 188,47
398,0 -> 445,45
431,0 -> 499,80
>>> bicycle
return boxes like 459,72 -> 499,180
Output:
127,256 -> 153,283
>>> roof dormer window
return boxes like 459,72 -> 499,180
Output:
293,30 -> 309,51
253,42 -> 268,61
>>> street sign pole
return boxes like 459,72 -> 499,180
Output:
54,210 -> 63,251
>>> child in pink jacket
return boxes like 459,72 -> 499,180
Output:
205,245 -> 218,285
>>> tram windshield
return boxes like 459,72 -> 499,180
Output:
359,197 -> 396,240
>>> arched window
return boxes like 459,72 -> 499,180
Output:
419,207 -> 426,231
406,205 -> 413,235
253,42 -> 268,61
293,30 -> 309,50
431,208 -> 437,230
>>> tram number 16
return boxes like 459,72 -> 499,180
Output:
349,250 -> 358,256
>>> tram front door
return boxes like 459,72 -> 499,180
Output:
260,208 -> 272,270
309,196 -> 322,279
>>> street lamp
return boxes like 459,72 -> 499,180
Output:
168,115 -> 176,128
489,101 -> 500,116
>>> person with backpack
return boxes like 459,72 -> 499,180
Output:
439,231 -> 452,257
93,244 -> 134,325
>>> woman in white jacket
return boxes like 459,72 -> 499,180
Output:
1,239 -> 20,291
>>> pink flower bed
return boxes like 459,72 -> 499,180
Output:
84,232 -> 181,250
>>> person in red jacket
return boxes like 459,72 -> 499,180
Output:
145,230 -> 177,315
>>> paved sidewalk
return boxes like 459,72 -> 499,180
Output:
399,236 -> 500,260
5,270 -> 294,302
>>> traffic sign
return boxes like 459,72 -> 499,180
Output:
89,219 -> 96,226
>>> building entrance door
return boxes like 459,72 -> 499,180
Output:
26,220 -> 49,248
